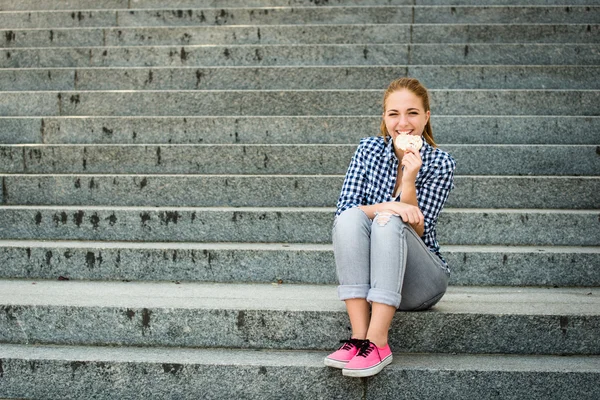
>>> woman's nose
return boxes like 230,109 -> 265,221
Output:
397,114 -> 409,126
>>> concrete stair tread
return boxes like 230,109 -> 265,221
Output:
2,174 -> 599,209
2,238 -> 600,252
2,90 -> 598,117
1,204 -> 596,212
1,344 -> 598,400
0,6 -> 597,30
3,44 -> 598,68
1,0 -> 596,11
1,24 -> 597,49
1,279 -> 598,315
2,65 -> 600,91
2,143 -> 598,176
1,239 -> 598,287
2,343 -> 599,371
1,206 -> 596,246
1,279 -> 598,354
1,238 -> 599,253
2,116 -> 598,145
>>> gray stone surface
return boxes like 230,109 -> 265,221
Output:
2,345 -> 598,400
369,354 -> 600,400
1,144 -> 598,175
0,241 -> 337,284
118,7 -> 414,26
0,28 -> 104,48
411,24 -> 600,43
3,89 -> 598,116
103,24 -> 411,46
2,175 -> 599,209
0,92 -> 59,117
0,206 -> 597,246
0,345 -> 363,400
409,43 -> 600,65
13,116 -> 597,145
4,23 -> 597,49
0,44 -> 412,68
0,118 -> 41,144
3,44 -> 598,68
0,0 -> 595,11
413,5 -> 600,24
445,245 -> 600,287
0,240 -> 598,287
3,66 -> 600,91
0,10 -> 117,29
0,0 -> 127,11
5,6 -> 596,29
0,281 -> 598,354
0,69 -> 74,91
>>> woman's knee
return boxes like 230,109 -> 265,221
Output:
334,207 -> 370,234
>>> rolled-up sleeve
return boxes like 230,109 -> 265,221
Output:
336,139 -> 368,216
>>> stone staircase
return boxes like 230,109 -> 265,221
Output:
0,0 -> 599,398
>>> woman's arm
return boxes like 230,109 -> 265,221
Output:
359,201 -> 424,236
336,139 -> 368,215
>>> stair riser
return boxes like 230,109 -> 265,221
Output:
2,90 -> 599,116
0,304 -> 597,354
1,244 -> 598,286
2,145 -> 598,175
3,66 -> 600,91
2,176 -> 599,209
0,208 -> 597,246
2,44 -> 598,68
2,25 -> 598,48
3,116 -> 597,145
2,7 -> 598,29
0,0 -> 596,11
2,354 -> 598,400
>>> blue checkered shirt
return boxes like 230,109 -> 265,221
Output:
336,136 -> 456,267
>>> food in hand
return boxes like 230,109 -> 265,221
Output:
394,134 -> 423,151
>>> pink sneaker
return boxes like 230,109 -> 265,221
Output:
342,340 -> 393,377
324,338 -> 365,369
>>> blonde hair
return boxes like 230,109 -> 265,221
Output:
379,77 -> 437,147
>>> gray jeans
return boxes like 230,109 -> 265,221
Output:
333,207 -> 449,310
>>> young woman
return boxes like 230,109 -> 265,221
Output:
324,78 -> 456,377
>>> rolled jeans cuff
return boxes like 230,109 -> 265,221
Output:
337,284 -> 370,301
367,288 -> 402,309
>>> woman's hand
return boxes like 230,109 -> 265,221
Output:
386,202 -> 424,226
401,147 -> 422,184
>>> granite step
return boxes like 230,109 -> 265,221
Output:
2,44 -> 598,68
2,343 -> 599,400
2,175 -> 598,209
2,66 -> 600,91
2,90 -> 599,116
0,0 -> 596,11
1,6 -> 598,29
0,206 -> 597,246
1,144 -> 598,176
1,240 -> 598,287
1,24 -> 598,49
0,280 -> 598,354
2,116 -> 597,145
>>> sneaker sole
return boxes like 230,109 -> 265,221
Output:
324,357 -> 349,369
342,355 -> 393,378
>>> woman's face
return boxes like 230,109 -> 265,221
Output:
383,89 -> 430,142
